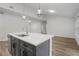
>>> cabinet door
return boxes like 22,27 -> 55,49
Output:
12,37 -> 20,56
8,35 -> 12,54
20,40 -> 36,56
8,35 -> 16,56
11,37 -> 16,56
15,38 -> 20,56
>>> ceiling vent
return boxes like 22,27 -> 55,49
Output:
0,11 -> 4,14
9,6 -> 14,9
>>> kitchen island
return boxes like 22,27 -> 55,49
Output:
8,32 -> 54,56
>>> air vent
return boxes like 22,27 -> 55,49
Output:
9,6 -> 14,9
0,12 -> 4,14
76,16 -> 79,17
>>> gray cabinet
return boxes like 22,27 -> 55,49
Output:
8,35 -> 12,54
8,35 -> 50,56
8,35 -> 20,56
8,35 -> 36,56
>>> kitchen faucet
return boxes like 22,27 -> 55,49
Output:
25,20 -> 31,35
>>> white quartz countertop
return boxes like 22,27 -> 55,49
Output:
8,32 -> 54,46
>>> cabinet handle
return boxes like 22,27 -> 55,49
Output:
13,43 -> 16,48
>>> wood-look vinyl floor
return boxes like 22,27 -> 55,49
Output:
0,41 -> 10,56
53,36 -> 79,56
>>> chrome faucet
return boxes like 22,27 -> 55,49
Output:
25,20 -> 31,35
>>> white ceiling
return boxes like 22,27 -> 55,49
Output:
25,3 -> 79,18
0,3 -> 79,19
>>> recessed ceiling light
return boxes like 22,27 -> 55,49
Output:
22,15 -> 26,19
28,20 -> 31,23
48,9 -> 55,13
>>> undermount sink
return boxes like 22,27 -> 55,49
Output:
17,34 -> 28,37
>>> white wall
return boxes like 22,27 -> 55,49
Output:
47,16 -> 75,38
75,17 -> 79,35
75,17 -> 79,45
0,14 -> 42,41
28,20 -> 42,33
75,17 -> 79,28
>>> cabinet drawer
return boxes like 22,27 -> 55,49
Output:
20,40 -> 36,49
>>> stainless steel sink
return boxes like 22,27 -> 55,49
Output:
17,34 -> 28,37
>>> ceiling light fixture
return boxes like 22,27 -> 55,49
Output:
37,3 -> 41,16
28,20 -> 31,23
22,15 -> 26,19
48,9 -> 55,13
22,4 -> 26,20
37,9 -> 41,15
